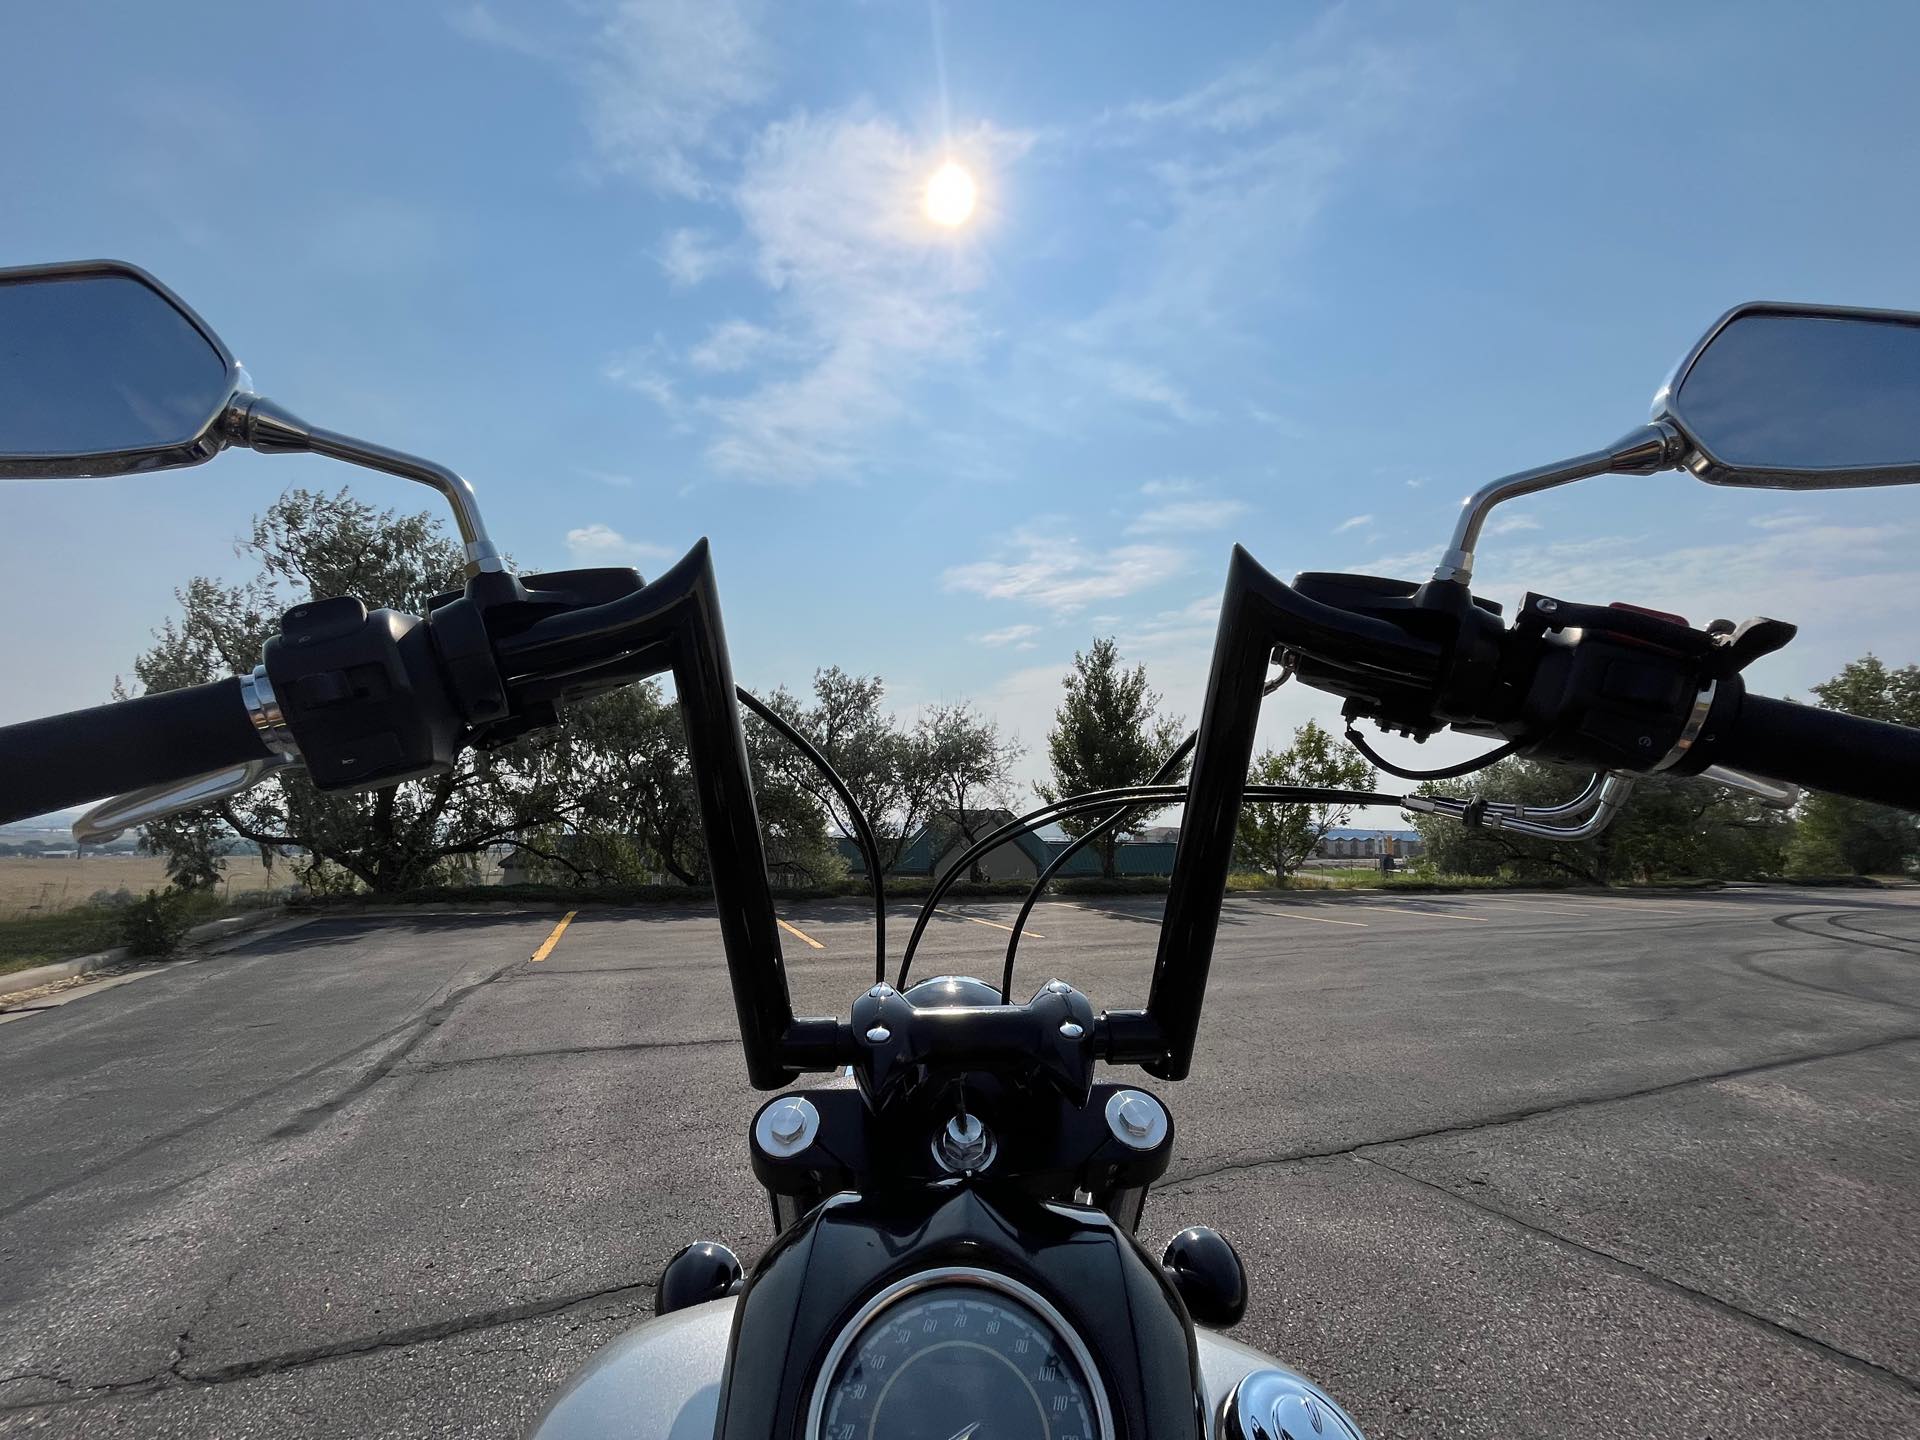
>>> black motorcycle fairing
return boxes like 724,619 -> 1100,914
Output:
714,1186 -> 1204,1440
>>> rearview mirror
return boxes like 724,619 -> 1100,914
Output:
1655,302 -> 1920,489
0,260 -> 241,479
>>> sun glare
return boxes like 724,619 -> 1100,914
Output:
924,160 -> 978,228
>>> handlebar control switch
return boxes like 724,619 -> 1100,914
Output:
263,602 -> 466,791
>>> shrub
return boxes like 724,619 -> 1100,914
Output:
119,889 -> 194,957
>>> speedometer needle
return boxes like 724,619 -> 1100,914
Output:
942,1425 -> 982,1440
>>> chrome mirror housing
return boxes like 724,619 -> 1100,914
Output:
1654,301 -> 1920,490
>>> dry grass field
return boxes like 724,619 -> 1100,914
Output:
0,855 -> 283,915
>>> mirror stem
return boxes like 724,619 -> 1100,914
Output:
222,395 -> 507,576
1432,422 -> 1680,586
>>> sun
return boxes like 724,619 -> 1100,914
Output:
924,160 -> 978,228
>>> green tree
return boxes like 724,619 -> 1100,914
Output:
128,488 -> 580,893
761,668 -> 937,876
1233,720 -> 1376,881
1787,654 -> 1920,875
916,701 -> 1023,882
1036,639 -> 1185,879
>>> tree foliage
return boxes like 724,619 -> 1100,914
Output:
1787,654 -> 1920,875
1233,721 -> 1375,880
756,668 -> 939,874
130,490 -> 590,892
916,701 -> 1024,881
1036,639 -> 1185,879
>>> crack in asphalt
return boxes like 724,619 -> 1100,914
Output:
1354,1152 -> 1920,1396
0,1275 -> 656,1416
399,1034 -> 738,1073
1158,1027 -> 1920,1192
266,958 -> 526,1139
0,956 -> 525,1220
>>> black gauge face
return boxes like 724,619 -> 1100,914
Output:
815,1280 -> 1106,1440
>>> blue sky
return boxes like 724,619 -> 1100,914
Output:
4,1 -> 1919,810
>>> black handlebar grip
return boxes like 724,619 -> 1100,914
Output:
0,678 -> 272,825
1701,690 -> 1920,811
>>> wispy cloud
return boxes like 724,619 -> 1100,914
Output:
602,351 -> 678,413
584,0 -> 770,198
697,112 -> 1032,479
945,527 -> 1187,615
1334,513 -> 1374,534
688,319 -> 783,373
975,623 -> 1042,649
566,523 -> 676,563
1488,513 -> 1542,535
1141,478 -> 1197,497
657,227 -> 727,288
1129,499 -> 1249,534
454,0 -> 771,199
1101,361 -> 1215,425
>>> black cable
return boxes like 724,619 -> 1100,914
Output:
895,780 -> 1407,989
735,686 -> 888,985
1344,723 -> 1520,782
999,732 -> 1197,1003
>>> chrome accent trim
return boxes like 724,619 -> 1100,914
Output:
72,755 -> 297,845
1222,1367 -> 1368,1440
754,1096 -> 820,1159
1432,424 -> 1681,585
223,394 -> 506,576
1405,771 -> 1635,841
1652,681 -> 1716,772
1701,764 -> 1802,808
933,1112 -> 996,1173
1105,1089 -> 1169,1151
803,1265 -> 1116,1440
240,664 -> 300,760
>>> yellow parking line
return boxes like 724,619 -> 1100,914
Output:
937,908 -> 1043,939
530,911 -> 578,962
777,917 -> 826,950
1358,901 -> 1489,923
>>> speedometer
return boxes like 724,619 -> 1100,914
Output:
808,1267 -> 1114,1440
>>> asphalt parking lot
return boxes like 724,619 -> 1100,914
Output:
1,885 -> 1918,1437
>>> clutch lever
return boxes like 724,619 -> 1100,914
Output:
72,755 -> 299,845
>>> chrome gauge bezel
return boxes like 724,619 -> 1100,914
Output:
805,1264 -> 1117,1440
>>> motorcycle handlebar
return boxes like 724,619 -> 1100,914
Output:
1690,687 -> 1920,810
0,678 -> 273,826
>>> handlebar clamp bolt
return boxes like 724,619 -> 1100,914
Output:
867,983 -> 895,999
864,1025 -> 891,1044
1105,1090 -> 1169,1151
1045,979 -> 1072,995
1059,1021 -> 1085,1039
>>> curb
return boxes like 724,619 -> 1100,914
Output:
0,907 -> 287,1003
